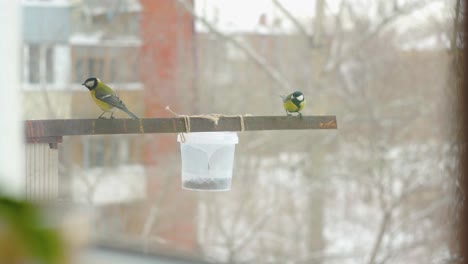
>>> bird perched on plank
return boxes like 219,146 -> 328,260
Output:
82,77 -> 139,119
281,91 -> 305,117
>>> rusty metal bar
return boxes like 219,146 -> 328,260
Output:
25,116 -> 337,139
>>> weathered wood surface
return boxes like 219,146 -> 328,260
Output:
25,116 -> 337,139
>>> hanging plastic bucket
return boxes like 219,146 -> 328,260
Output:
177,132 -> 238,191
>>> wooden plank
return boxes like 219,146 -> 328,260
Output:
25,116 -> 337,138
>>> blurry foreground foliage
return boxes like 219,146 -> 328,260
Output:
0,196 -> 64,264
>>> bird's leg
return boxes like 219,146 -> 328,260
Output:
298,112 -> 303,118
285,110 -> 291,116
98,112 -> 107,119
110,112 -> 115,119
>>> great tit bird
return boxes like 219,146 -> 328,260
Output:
282,91 -> 305,117
82,77 -> 139,119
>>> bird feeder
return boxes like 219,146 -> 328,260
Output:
177,132 -> 238,191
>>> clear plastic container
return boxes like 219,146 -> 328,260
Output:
177,132 -> 238,191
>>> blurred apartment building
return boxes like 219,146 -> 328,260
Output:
21,0 -> 198,256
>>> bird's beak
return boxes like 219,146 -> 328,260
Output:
81,82 -> 85,85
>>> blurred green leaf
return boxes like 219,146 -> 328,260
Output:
0,196 -> 64,264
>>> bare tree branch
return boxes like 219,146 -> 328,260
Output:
140,173 -> 172,247
388,196 -> 451,236
367,210 -> 392,264
272,0 -> 313,47
327,0 -> 436,72
176,0 -> 292,92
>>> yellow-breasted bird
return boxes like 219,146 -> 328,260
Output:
82,77 -> 139,119
282,91 -> 305,117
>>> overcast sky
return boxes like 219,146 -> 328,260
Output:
195,0 -> 452,34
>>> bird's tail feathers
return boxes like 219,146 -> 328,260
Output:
271,91 -> 286,99
123,109 -> 139,119
278,94 -> 286,102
